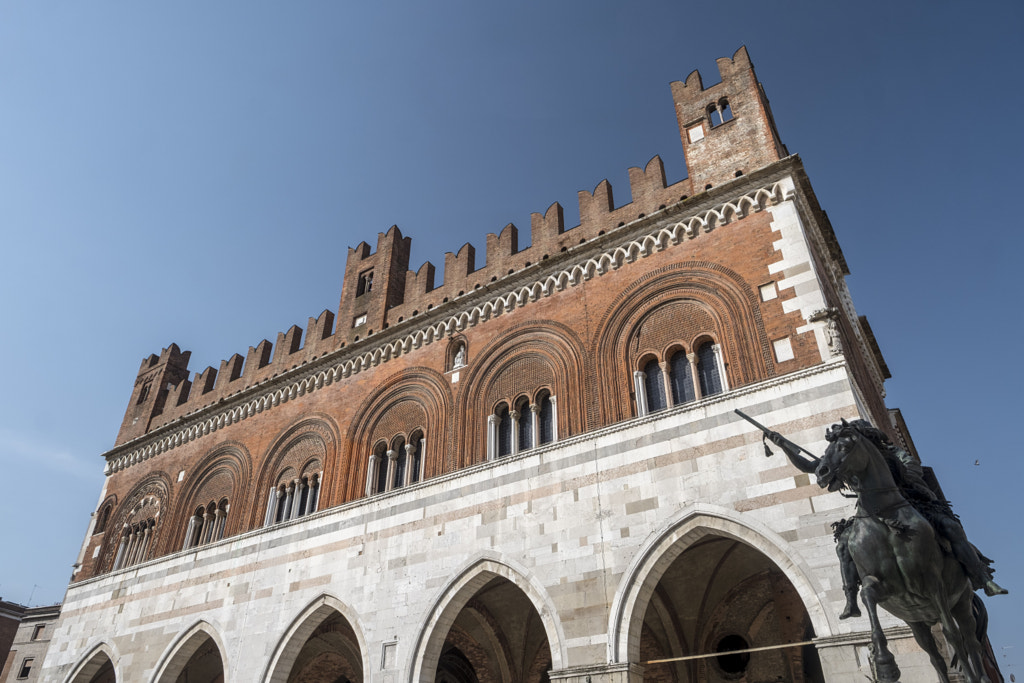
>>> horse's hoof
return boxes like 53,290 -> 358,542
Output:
984,580 -> 1008,596
872,655 -> 901,683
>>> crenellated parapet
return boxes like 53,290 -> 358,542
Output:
118,46 -> 791,447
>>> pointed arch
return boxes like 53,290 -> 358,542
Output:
408,553 -> 566,683
592,261 -> 774,423
344,367 -> 453,496
64,641 -> 119,683
261,593 -> 369,683
607,504 -> 834,664
249,414 -> 339,529
150,620 -> 229,683
455,321 -> 588,467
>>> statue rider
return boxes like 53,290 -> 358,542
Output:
765,421 -> 1006,620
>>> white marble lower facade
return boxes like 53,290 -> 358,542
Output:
42,361 -> 941,683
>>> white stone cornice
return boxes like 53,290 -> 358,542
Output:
104,179 -> 793,474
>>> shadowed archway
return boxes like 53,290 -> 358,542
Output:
152,622 -> 227,683
263,595 -> 365,683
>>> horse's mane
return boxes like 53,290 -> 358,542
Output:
827,420 -> 936,504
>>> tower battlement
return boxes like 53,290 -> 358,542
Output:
116,46 -> 789,446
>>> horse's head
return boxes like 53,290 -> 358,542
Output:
816,419 -> 871,491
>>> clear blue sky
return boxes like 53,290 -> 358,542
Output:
1,0 -> 1021,674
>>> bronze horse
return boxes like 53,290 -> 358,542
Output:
814,420 -> 992,683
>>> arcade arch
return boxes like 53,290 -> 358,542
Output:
263,595 -> 367,683
152,621 -> 227,683
66,643 -> 117,683
411,558 -> 564,683
610,508 -> 832,682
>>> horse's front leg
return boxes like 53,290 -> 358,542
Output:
906,621 -> 949,683
861,575 -> 902,683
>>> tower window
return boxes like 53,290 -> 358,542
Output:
708,98 -> 733,127
356,270 -> 374,297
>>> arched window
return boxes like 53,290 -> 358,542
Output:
669,350 -> 696,405
537,391 -> 556,446
93,504 -> 112,535
264,469 -> 322,526
365,431 -> 425,496
708,104 -> 723,127
409,429 -> 424,485
374,442 -> 389,494
697,341 -> 723,397
184,498 -> 230,549
113,517 -> 157,570
516,397 -> 533,452
709,98 -> 732,127
643,359 -> 668,413
391,436 -> 407,490
497,403 -> 512,457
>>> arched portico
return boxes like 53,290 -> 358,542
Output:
409,554 -> 566,683
151,620 -> 228,683
262,593 -> 368,683
609,505 -> 834,668
65,642 -> 119,683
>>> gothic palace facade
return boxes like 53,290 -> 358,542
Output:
36,48 -> 948,683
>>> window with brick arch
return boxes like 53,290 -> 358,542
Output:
182,498 -> 229,550
93,503 -> 112,535
643,358 -> 668,413
112,517 -> 157,570
487,391 -> 558,460
697,341 -> 724,397
110,494 -> 162,571
263,469 -> 322,526
669,350 -> 696,405
365,430 -> 426,497
537,391 -> 556,446
708,98 -> 733,127
634,342 -> 729,417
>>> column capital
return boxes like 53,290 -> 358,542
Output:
488,414 -> 500,426
530,403 -> 540,415
387,449 -> 398,461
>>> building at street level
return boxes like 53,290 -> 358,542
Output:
40,47 -> 964,683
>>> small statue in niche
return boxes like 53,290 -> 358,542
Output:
825,318 -> 842,356
452,344 -> 467,370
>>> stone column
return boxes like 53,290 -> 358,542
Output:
659,361 -> 674,407
687,353 -> 701,400
404,444 -> 416,487
385,450 -> 397,492
283,483 -> 294,522
290,478 -> 304,519
137,524 -> 151,563
263,487 -> 277,526
530,403 -> 541,445
113,529 -> 129,569
365,454 -> 378,496
633,371 -> 648,416
712,343 -> 729,391
487,415 -> 499,461
305,475 -> 319,515
182,516 -> 197,550
550,395 -> 558,442
212,508 -> 226,542
419,437 -> 426,480
510,410 -> 520,454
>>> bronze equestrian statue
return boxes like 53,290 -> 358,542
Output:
736,410 -> 1006,683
